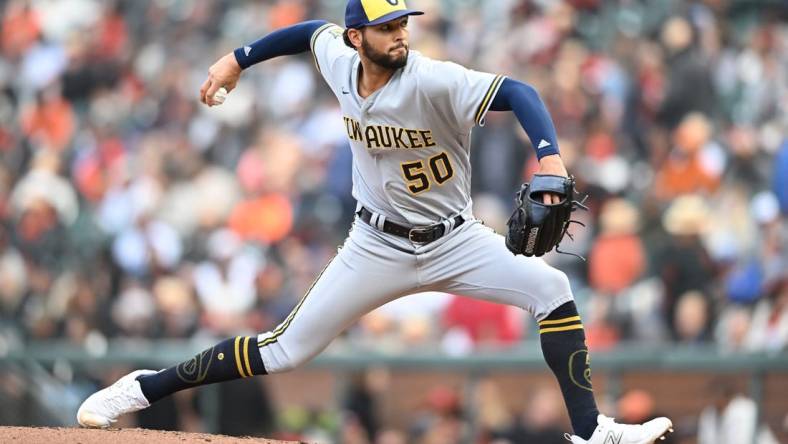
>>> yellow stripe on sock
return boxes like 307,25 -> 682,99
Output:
539,315 -> 581,326
242,336 -> 253,377
234,336 -> 247,378
539,324 -> 584,334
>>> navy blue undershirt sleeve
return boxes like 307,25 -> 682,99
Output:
489,78 -> 560,159
233,20 -> 329,69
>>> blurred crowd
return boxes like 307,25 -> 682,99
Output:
0,0 -> 787,366
277,370 -> 783,444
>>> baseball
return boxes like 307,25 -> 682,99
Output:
213,86 -> 228,105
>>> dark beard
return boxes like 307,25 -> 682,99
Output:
362,39 -> 408,70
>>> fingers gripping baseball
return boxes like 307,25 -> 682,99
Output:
200,52 -> 242,106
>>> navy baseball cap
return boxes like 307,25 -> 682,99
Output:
345,0 -> 423,29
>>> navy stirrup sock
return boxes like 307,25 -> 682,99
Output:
137,336 -> 267,404
540,301 -> 600,439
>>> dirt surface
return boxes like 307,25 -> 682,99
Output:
0,427 -> 301,444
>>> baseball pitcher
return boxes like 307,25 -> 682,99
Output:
78,2 -> 672,443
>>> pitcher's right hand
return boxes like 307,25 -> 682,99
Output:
200,52 -> 242,106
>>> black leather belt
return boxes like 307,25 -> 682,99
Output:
358,207 -> 465,244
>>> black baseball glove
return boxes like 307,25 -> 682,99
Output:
505,174 -> 587,258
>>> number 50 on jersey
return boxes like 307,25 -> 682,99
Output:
400,152 -> 454,194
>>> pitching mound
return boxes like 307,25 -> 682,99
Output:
0,427 -> 299,444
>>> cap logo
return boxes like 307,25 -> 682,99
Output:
360,0 -> 407,22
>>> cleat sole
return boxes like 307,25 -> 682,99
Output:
76,411 -> 111,429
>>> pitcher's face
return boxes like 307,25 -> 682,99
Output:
359,16 -> 410,70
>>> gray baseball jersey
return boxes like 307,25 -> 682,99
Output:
311,23 -> 505,226
254,23 -> 574,373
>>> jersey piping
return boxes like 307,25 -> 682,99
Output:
474,74 -> 505,126
310,23 -> 335,73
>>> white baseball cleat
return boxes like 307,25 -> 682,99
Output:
566,414 -> 674,444
77,369 -> 157,428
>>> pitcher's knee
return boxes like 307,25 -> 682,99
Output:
540,267 -> 572,298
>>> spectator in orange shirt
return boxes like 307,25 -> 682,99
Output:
1,0 -> 40,58
21,87 -> 76,152
228,193 -> 294,245
589,198 -> 645,295
654,112 -> 721,200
